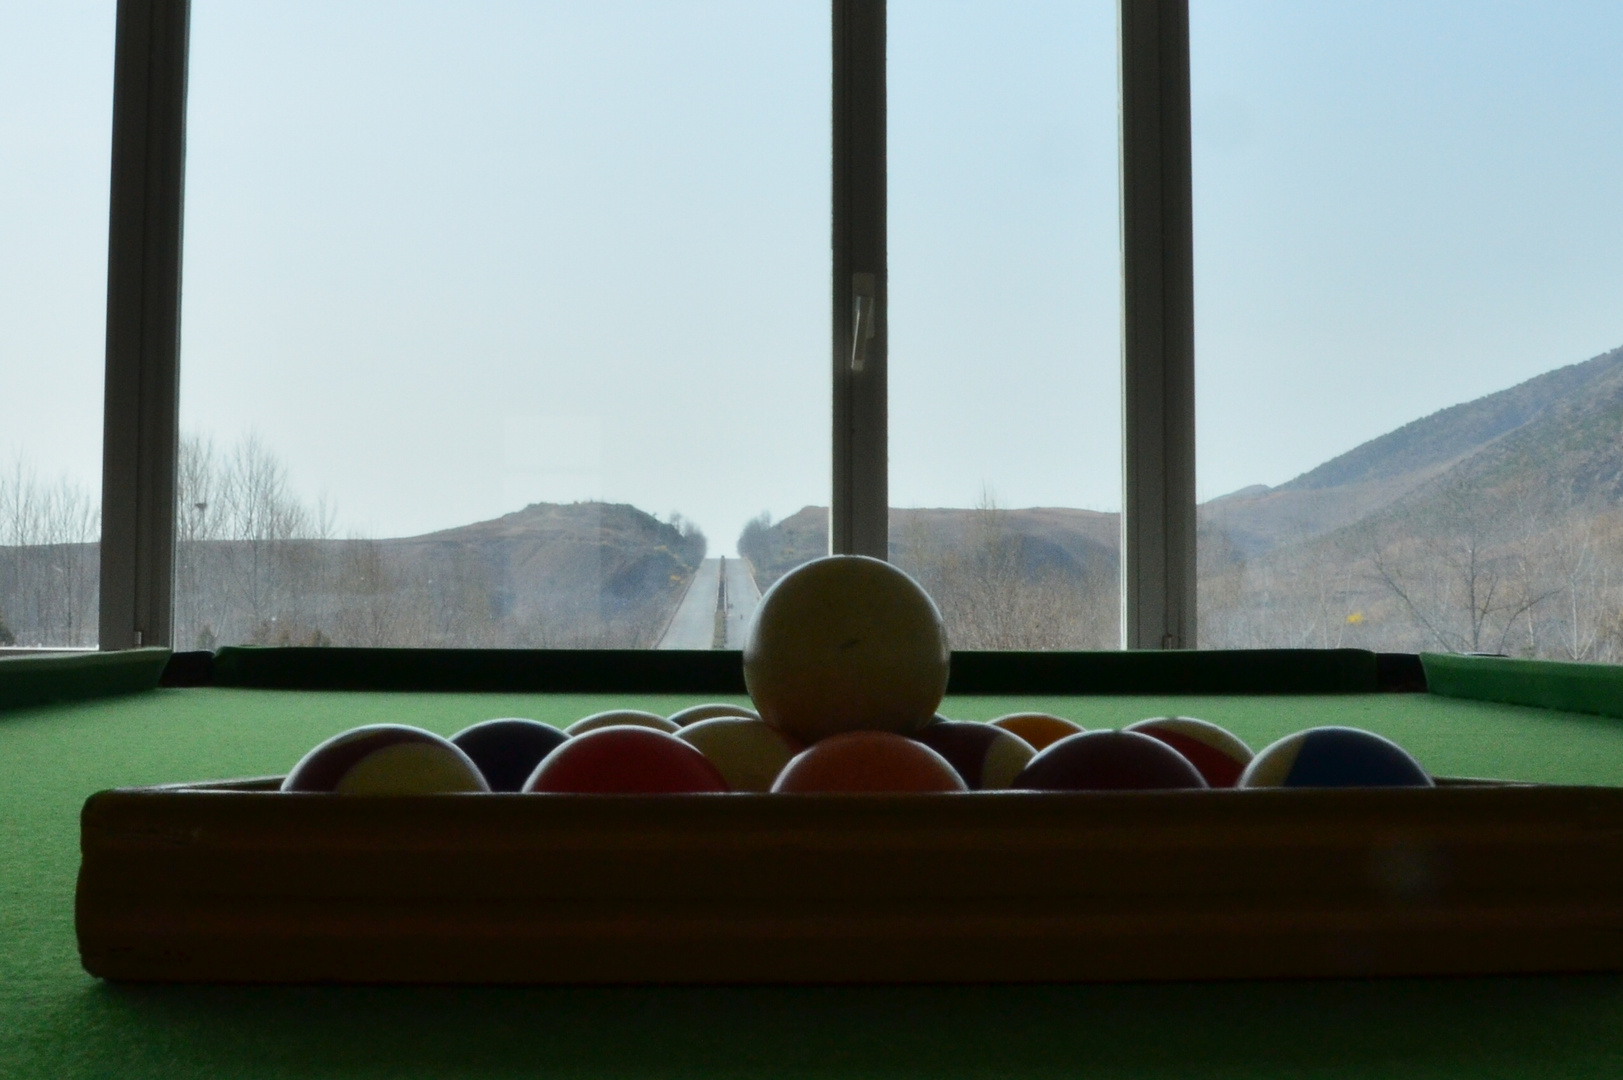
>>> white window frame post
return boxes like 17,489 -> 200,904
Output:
100,0 -> 190,650
830,0 -> 889,560
1120,0 -> 1197,650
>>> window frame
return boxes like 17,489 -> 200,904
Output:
96,0 -> 1195,652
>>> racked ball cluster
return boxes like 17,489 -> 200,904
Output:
277,557 -> 1437,796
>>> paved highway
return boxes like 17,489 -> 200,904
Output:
656,558 -> 721,649
655,556 -> 763,649
720,556 -> 762,648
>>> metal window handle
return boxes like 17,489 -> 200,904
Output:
850,272 -> 876,373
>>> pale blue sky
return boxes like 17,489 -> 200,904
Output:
1193,0 -> 1623,499
4,2 -> 1622,551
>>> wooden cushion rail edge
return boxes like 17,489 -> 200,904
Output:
77,782 -> 1623,984
175,646 -> 1417,695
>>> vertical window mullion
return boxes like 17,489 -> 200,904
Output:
831,0 -> 887,559
100,0 -> 190,650
1120,0 -> 1196,649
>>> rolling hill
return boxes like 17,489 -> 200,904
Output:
1202,344 -> 1623,557
736,342 -> 1623,657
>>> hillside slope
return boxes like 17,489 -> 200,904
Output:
1201,343 -> 1623,658
396,501 -> 704,632
161,501 -> 706,649
1204,345 -> 1623,556
740,505 -> 1118,592
737,505 -> 1120,650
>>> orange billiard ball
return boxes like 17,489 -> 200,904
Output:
771,731 -> 967,794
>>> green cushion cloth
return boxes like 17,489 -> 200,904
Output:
1423,653 -> 1623,719
0,648 -> 169,712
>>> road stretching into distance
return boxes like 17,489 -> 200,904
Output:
719,556 -> 762,648
656,556 -> 763,650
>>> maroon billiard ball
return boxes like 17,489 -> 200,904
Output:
1014,730 -> 1208,792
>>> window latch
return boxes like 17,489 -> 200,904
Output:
850,272 -> 876,373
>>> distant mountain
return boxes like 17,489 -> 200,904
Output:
739,505 -> 1118,592
738,504 -> 1120,650
160,500 -> 706,650
395,500 -> 704,628
1202,344 -> 1623,557
351,501 -> 705,647
734,342 -> 1623,657
1201,342 -> 1623,657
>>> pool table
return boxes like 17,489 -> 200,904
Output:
7,645 -> 1623,1078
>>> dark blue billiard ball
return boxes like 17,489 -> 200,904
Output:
450,718 -> 569,792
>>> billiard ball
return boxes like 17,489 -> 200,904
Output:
1125,716 -> 1253,788
449,718 -> 569,792
281,724 -> 489,794
667,703 -> 761,727
1240,726 -> 1434,788
989,712 -> 1084,751
676,715 -> 802,792
524,726 -> 729,794
1014,730 -> 1208,792
744,555 -> 949,744
912,720 -> 1035,790
771,731 -> 968,793
565,709 -> 681,736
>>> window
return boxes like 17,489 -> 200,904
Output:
1194,1 -> 1623,659
174,2 -> 828,649
887,0 -> 1122,650
98,0 -> 1198,654
0,2 -> 114,650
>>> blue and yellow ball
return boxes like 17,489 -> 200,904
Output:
1240,726 -> 1432,788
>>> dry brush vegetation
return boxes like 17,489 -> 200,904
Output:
1200,476 -> 1623,662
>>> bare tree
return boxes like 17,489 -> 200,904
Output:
172,432 -> 333,647
1369,477 -> 1551,654
893,493 -> 1116,651
0,457 -> 100,647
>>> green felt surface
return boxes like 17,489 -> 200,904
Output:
7,687 -> 1623,1078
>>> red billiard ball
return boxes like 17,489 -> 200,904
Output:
1125,716 -> 1253,788
524,726 -> 729,794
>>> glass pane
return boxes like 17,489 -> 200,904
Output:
0,3 -> 112,650
1194,2 -> 1623,658
179,2 -> 828,649
887,0 -> 1122,650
